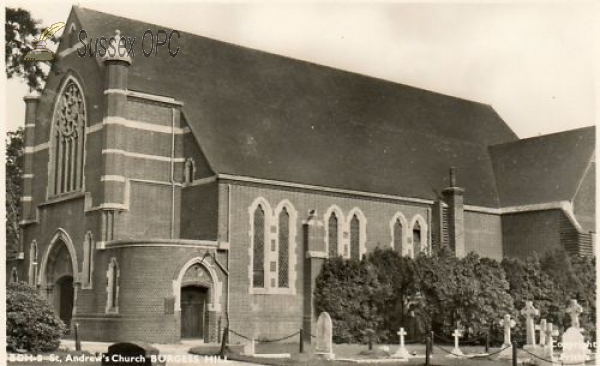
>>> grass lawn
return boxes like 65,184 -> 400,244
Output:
192,341 -> 517,366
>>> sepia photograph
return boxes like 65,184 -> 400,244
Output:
3,1 -> 596,365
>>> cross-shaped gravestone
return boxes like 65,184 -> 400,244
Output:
499,314 -> 516,347
520,301 -> 539,346
392,327 -> 410,359
544,322 -> 559,360
535,319 -> 547,347
451,329 -> 463,356
565,299 -> 583,330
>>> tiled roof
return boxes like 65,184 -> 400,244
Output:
489,126 -> 595,207
73,7 -> 595,208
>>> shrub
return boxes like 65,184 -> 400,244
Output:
6,282 -> 66,353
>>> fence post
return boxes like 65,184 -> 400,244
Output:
299,328 -> 304,354
74,323 -> 81,351
485,329 -> 490,354
512,340 -> 517,366
219,326 -> 229,359
425,335 -> 431,366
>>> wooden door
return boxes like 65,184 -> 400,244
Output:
181,287 -> 208,339
58,276 -> 74,329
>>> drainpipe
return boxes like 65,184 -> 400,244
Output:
170,108 -> 176,239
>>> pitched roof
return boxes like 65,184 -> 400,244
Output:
72,7 -> 526,207
489,126 -> 595,207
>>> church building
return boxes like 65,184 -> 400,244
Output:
9,7 -> 595,344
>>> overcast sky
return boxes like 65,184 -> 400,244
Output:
3,1 -> 598,138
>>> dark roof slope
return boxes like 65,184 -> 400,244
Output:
489,126 -> 595,207
73,7 -> 523,207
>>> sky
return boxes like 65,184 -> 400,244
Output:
3,1 -> 599,138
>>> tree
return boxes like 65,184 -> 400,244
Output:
5,7 -> 54,91
6,128 -> 24,259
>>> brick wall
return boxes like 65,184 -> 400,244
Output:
222,181 -> 431,341
74,245 -> 226,343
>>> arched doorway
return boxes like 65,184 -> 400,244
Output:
43,237 -> 75,330
180,286 -> 209,339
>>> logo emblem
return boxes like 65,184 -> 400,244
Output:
24,22 -> 65,62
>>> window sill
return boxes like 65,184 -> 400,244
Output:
39,192 -> 85,207
249,287 -> 296,295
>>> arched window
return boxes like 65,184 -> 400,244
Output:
106,258 -> 119,313
252,205 -> 266,288
413,221 -> 421,256
29,240 -> 38,287
328,214 -> 339,258
49,79 -> 86,196
350,215 -> 360,260
394,219 -> 403,253
278,208 -> 290,288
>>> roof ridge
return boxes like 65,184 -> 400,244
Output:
490,125 -> 595,148
72,5 -> 510,112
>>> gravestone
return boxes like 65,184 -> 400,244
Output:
392,327 -> 410,360
448,329 -> 463,357
315,312 -> 335,360
500,314 -> 516,347
494,314 -> 516,359
535,319 -> 547,348
544,322 -> 559,361
560,300 -> 589,366
566,299 -> 583,329
242,338 -> 255,356
102,342 -> 164,366
521,301 -> 539,351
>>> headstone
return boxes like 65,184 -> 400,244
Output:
500,314 -> 516,347
448,329 -> 463,357
101,342 -> 164,366
520,301 -> 539,348
242,339 -> 255,356
565,299 -> 583,329
536,319 -> 547,348
392,327 -> 410,360
544,322 -> 559,361
560,328 -> 589,366
560,300 -> 589,366
495,314 -> 516,360
315,312 -> 335,360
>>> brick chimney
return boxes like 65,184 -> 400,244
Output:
442,167 -> 465,257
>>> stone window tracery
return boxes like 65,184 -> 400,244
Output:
278,208 -> 290,288
252,205 -> 265,288
328,214 -> 339,258
50,80 -> 86,196
350,215 -> 360,260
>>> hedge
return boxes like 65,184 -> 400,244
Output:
314,248 -> 595,344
